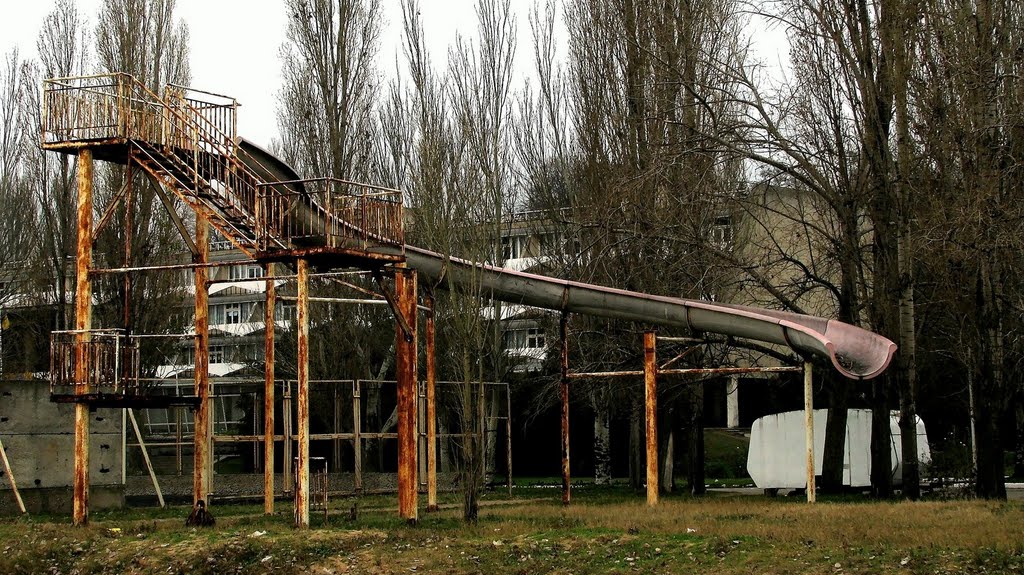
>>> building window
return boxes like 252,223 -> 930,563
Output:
209,345 -> 224,363
224,303 -> 241,324
504,327 -> 546,349
711,216 -> 734,250
229,265 -> 261,280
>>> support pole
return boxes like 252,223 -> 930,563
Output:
560,313 -> 570,505
353,380 -> 362,492
643,331 -> 658,506
804,361 -> 816,503
128,409 -> 165,508
0,437 -> 26,514
425,294 -> 438,512
193,215 -> 211,507
506,384 -> 512,496
295,259 -> 310,528
263,263 -> 275,514
283,382 -> 292,494
73,148 -> 93,527
396,268 -> 419,522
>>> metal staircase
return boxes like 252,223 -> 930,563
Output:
42,73 -> 283,257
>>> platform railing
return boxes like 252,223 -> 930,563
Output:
257,178 -> 405,252
49,329 -> 142,396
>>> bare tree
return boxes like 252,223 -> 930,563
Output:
93,0 -> 191,360
277,0 -> 383,181
27,0 -> 91,331
0,50 -> 38,312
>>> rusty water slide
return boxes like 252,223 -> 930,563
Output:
237,138 -> 896,381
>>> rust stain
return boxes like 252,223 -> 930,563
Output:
395,268 -> 418,522
193,217 -> 210,506
643,331 -> 658,506
73,148 -> 94,527
425,293 -> 438,512
296,259 -> 310,527
264,263 -> 276,515
560,313 -> 570,506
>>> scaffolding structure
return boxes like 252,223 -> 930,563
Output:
41,72 -> 425,527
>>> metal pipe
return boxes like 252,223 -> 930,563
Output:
278,296 -> 389,306
804,361 -> 816,503
295,259 -> 310,528
644,331 -> 658,506
425,294 -> 438,512
263,263 -> 275,514
73,148 -> 93,527
90,259 -> 257,275
560,313 -> 570,506
395,268 -> 418,522
353,380 -> 362,493
193,216 -> 211,507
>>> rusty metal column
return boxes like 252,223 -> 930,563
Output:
193,215 -> 211,506
295,259 -> 310,528
425,293 -> 438,512
643,331 -> 658,506
804,361 -> 816,503
395,268 -> 418,522
72,148 -> 94,527
263,262 -> 275,514
560,313 -> 570,505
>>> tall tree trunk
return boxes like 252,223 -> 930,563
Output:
628,396 -> 643,490
687,382 -> 705,495
658,398 -> 674,493
592,393 -> 611,485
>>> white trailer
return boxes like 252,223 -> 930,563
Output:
746,409 -> 929,490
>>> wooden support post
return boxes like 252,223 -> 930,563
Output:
425,294 -> 438,512
643,331 -> 658,506
264,263 -> 275,514
804,361 -> 816,503
560,313 -> 570,505
395,268 -> 418,522
128,409 -> 165,508
295,259 -> 310,528
193,215 -> 211,507
0,437 -> 26,514
73,148 -> 93,527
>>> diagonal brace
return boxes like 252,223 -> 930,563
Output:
373,270 -> 414,342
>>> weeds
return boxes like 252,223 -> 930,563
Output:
0,487 -> 1020,574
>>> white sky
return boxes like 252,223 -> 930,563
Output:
1,1 -> 787,149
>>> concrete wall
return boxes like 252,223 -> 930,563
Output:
0,379 -> 124,514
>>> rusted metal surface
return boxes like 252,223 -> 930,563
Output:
567,365 -> 803,380
425,294 -> 438,512
257,178 -> 404,252
643,332 -> 658,506
296,259 -> 310,528
567,370 -> 643,379
50,330 -> 140,395
804,362 -> 816,503
659,366 -> 804,376
395,269 -> 418,522
73,148 -> 93,527
264,263 -> 276,515
193,217 -> 211,506
560,313 -> 570,506
90,259 -> 258,275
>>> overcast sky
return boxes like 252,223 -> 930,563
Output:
2,1 -> 786,149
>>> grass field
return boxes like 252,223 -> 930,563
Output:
1,487 -> 1021,574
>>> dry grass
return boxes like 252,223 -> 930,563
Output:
0,488 -> 1021,574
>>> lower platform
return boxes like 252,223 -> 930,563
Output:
255,245 -> 405,270
49,393 -> 202,409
